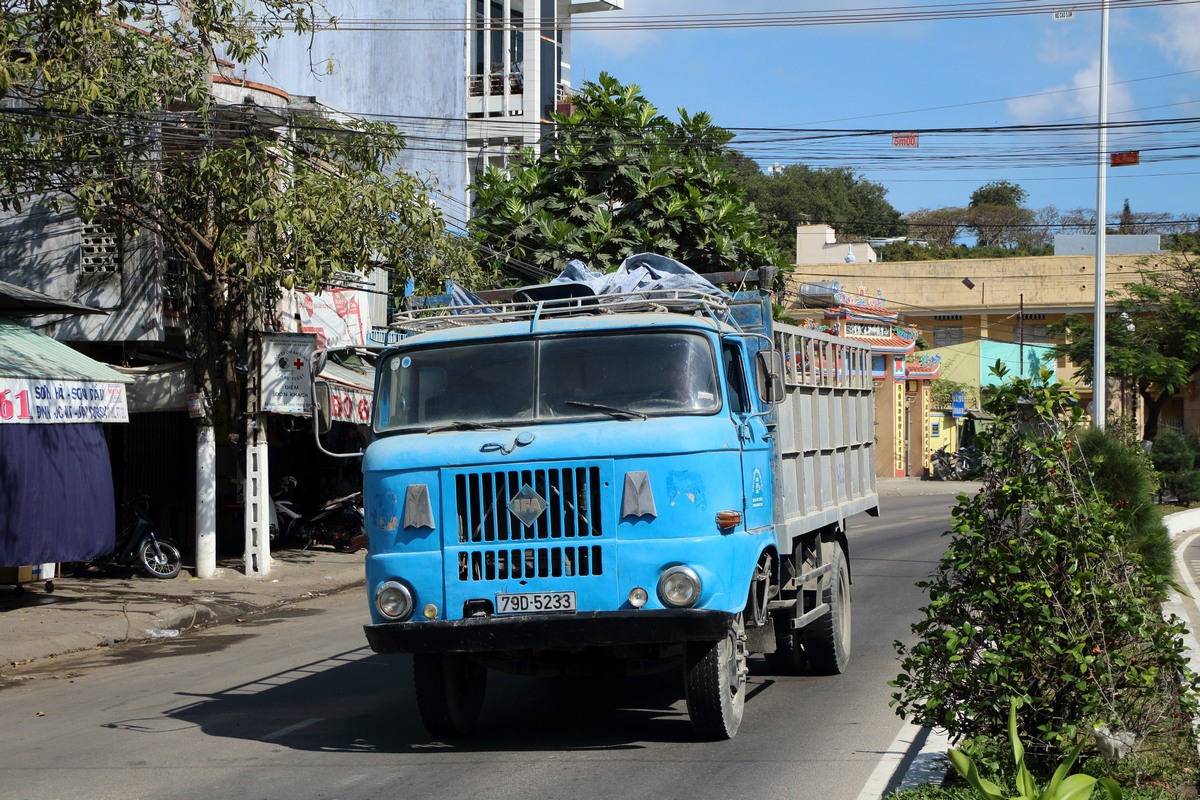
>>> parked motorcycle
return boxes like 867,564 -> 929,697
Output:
109,495 -> 182,579
930,445 -> 955,481
304,490 -> 365,552
270,476 -> 364,552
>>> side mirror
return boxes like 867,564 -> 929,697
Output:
313,379 -> 333,435
755,349 -> 785,405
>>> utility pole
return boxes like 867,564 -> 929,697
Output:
1093,0 -> 1109,429
1019,293 -> 1025,378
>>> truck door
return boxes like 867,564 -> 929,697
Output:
723,341 -> 773,531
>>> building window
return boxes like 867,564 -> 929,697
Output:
933,325 -> 963,347
80,220 -> 121,273
1022,324 -> 1050,344
471,1 -> 524,96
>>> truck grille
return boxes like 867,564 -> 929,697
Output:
452,465 -> 606,583
458,544 -> 604,582
453,466 -> 603,543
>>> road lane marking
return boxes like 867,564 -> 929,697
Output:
262,717 -> 322,742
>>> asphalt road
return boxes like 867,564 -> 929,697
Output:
0,492 -> 957,800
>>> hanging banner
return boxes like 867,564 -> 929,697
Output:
0,378 -> 128,424
261,333 -> 317,415
279,288 -> 369,349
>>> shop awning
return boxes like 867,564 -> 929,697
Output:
0,317 -> 131,424
320,355 -> 376,425
0,278 -> 109,315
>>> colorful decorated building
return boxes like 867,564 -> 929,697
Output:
794,283 -> 941,478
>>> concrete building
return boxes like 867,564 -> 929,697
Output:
795,224 -> 877,266
241,1 -> 624,226
786,248 -> 1192,440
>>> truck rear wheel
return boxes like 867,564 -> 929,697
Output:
804,545 -> 851,675
413,652 -> 488,736
684,614 -> 747,740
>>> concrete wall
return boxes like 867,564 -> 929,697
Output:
788,253 -> 1172,316
1055,233 -> 1161,255
242,1 -> 469,221
0,199 -> 163,342
796,224 -> 876,265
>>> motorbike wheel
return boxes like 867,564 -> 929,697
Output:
139,538 -> 182,579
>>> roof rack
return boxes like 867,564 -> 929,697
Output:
390,288 -> 735,334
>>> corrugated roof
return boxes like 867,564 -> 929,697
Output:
0,318 -> 131,383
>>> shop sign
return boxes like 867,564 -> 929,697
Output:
0,377 -> 128,424
327,384 -> 373,425
262,333 -> 317,415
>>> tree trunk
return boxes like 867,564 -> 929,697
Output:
1141,388 -> 1168,442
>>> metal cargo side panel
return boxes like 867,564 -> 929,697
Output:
440,461 -> 619,619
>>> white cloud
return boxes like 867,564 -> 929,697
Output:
1153,5 -> 1200,69
1007,61 -> 1134,124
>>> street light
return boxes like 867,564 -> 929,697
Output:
1093,0 -> 1109,428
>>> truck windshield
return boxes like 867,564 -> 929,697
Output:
374,331 -> 720,433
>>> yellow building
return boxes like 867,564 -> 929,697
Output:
787,250 -> 1191,435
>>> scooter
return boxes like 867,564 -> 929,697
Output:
110,495 -> 182,579
269,478 -> 364,552
303,490 -> 365,552
930,445 -> 955,481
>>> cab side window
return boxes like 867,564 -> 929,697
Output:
722,343 -> 748,414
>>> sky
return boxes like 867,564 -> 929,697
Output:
570,0 -> 1200,224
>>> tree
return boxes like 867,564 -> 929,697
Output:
903,207 -> 966,249
967,180 -> 1033,248
469,73 -> 782,275
969,180 -> 1027,209
1053,255 -> 1200,440
893,366 -> 1198,757
727,157 -> 906,257
1,2 -> 477,562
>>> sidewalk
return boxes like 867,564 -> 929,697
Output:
0,477 -> 971,671
0,546 -> 366,669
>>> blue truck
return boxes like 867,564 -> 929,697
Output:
351,263 -> 878,739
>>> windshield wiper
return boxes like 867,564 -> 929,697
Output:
425,421 -> 506,433
564,401 -> 648,420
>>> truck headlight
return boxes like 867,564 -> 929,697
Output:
658,566 -> 702,608
376,580 -> 414,621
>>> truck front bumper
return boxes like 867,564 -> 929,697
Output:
364,609 -> 733,654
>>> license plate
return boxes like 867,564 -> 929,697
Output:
495,591 -> 577,615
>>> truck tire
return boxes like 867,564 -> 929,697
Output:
413,652 -> 488,736
683,614 -> 746,740
804,545 -> 851,675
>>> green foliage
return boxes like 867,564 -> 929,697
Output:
1053,256 -> 1200,441
931,378 -> 980,410
724,155 -> 906,256
969,181 -> 1029,209
893,364 -> 1200,757
1073,426 -> 1172,584
948,700 -> 1122,800
469,73 -> 782,275
1149,430 -> 1192,473
0,1 -> 479,431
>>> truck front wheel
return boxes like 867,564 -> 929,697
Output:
804,545 -> 851,675
683,614 -> 747,740
413,652 -> 488,736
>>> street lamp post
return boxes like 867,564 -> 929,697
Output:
1093,0 -> 1109,428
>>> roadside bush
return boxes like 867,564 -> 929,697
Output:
1167,469 -> 1200,505
1150,430 -> 1193,475
892,366 -> 1199,760
1073,425 -> 1172,585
